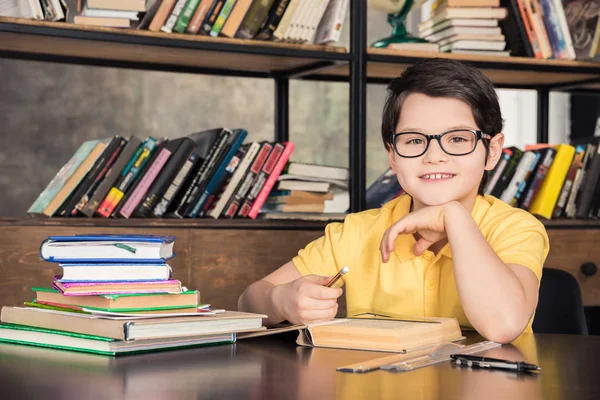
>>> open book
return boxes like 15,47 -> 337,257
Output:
239,314 -> 463,353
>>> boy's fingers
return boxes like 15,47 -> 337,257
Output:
303,274 -> 332,286
299,297 -> 338,310
307,284 -> 343,300
299,307 -> 338,324
414,237 -> 433,256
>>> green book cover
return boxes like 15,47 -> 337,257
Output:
27,140 -> 100,214
173,0 -> 202,33
209,0 -> 237,37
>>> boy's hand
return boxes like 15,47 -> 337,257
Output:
270,274 -> 343,326
380,203 -> 456,262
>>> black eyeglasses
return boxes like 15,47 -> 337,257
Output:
390,129 -> 492,158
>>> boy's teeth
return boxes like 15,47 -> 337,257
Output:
423,174 -> 452,180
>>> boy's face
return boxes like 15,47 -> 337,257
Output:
387,93 -> 504,210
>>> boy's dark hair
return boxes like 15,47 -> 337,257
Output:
381,58 -> 504,195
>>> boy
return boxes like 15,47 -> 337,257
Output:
238,58 -> 549,344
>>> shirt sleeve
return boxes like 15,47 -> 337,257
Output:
487,210 -> 550,283
292,215 -> 358,278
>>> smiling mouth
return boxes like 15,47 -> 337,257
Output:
420,173 -> 456,180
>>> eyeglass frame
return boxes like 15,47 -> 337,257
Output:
389,129 -> 493,158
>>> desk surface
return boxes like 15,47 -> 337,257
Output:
0,332 -> 598,399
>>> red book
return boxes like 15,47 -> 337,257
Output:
248,142 -> 295,219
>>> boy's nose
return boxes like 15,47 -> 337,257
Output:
422,138 -> 448,164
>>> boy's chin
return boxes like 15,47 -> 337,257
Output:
412,191 -> 464,207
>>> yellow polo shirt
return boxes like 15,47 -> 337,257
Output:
292,194 -> 549,333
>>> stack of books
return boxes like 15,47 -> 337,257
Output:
418,0 -> 509,56
259,162 -> 349,219
485,139 -> 600,220
0,234 -> 266,355
71,0 -> 147,28
27,129 -> 295,220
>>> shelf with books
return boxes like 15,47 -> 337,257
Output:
0,17 -> 350,79
310,48 -> 600,88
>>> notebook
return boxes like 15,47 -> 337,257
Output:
40,234 -> 176,263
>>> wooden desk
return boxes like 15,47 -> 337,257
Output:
0,332 -> 598,399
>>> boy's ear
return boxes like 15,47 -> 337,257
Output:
387,146 -> 398,173
484,133 -> 505,171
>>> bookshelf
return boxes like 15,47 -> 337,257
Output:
0,3 -> 600,311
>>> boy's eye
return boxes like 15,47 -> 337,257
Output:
406,138 -> 424,145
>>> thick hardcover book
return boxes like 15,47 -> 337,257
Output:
221,0 -> 253,37
247,142 -> 295,219
53,278 -> 183,296
96,137 -> 157,218
135,138 -> 196,217
82,136 -> 142,217
173,129 -> 232,218
201,0 -> 225,34
149,0 -> 177,31
223,142 -> 273,217
200,147 -> 246,217
490,147 -> 524,198
0,323 -> 234,356
28,140 -> 100,215
254,0 -> 290,40
238,142 -> 285,217
208,142 -> 260,218
235,0 -> 276,38
58,136 -> 127,217
119,143 -> 173,218
0,307 -> 265,341
189,129 -> 248,217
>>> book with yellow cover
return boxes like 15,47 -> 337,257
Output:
296,316 -> 463,353
529,143 -> 576,219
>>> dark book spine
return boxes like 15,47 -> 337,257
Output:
189,129 -> 248,218
66,137 -> 127,217
175,129 -> 232,218
553,148 -> 584,218
500,0 -> 534,57
254,0 -> 290,40
235,0 -> 276,39
223,142 -> 273,218
237,142 -> 284,217
82,136 -> 142,217
575,147 -> 600,218
153,153 -> 199,217
491,148 -> 524,198
201,0 -> 225,34
520,149 -> 556,210
135,138 -> 196,217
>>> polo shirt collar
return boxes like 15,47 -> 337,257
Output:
392,195 -> 491,261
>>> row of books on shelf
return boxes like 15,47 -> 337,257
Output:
398,0 -> 599,60
0,234 -> 267,355
0,0 -> 349,45
27,128 -> 350,220
485,140 -> 600,220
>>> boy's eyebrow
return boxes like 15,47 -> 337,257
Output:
396,125 -> 477,133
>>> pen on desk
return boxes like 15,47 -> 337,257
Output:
450,354 -> 541,372
326,266 -> 349,287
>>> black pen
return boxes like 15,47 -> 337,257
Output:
450,354 -> 541,372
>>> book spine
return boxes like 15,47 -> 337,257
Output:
210,0 -> 238,36
173,130 -> 231,217
173,0 -> 201,33
254,0 -> 290,40
185,0 -> 214,33
248,142 -> 295,219
314,0 -> 348,44
82,137 -> 142,217
201,0 -> 225,34
552,148 -> 584,217
221,0 -> 253,37
209,141 -> 260,218
119,148 -> 173,218
149,0 -> 177,31
514,0 -> 542,58
235,0 -> 275,39
96,138 -> 157,218
153,153 -> 198,217
69,137 -> 127,217
484,150 -> 511,195
223,142 -> 272,218
161,0 -> 187,32
238,142 -> 284,217
136,139 -> 196,217
520,149 -> 555,210
203,148 -> 246,217
539,0 -> 569,59
552,0 -> 576,59
500,151 -> 538,204
189,130 -> 248,217
575,146 -> 600,218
